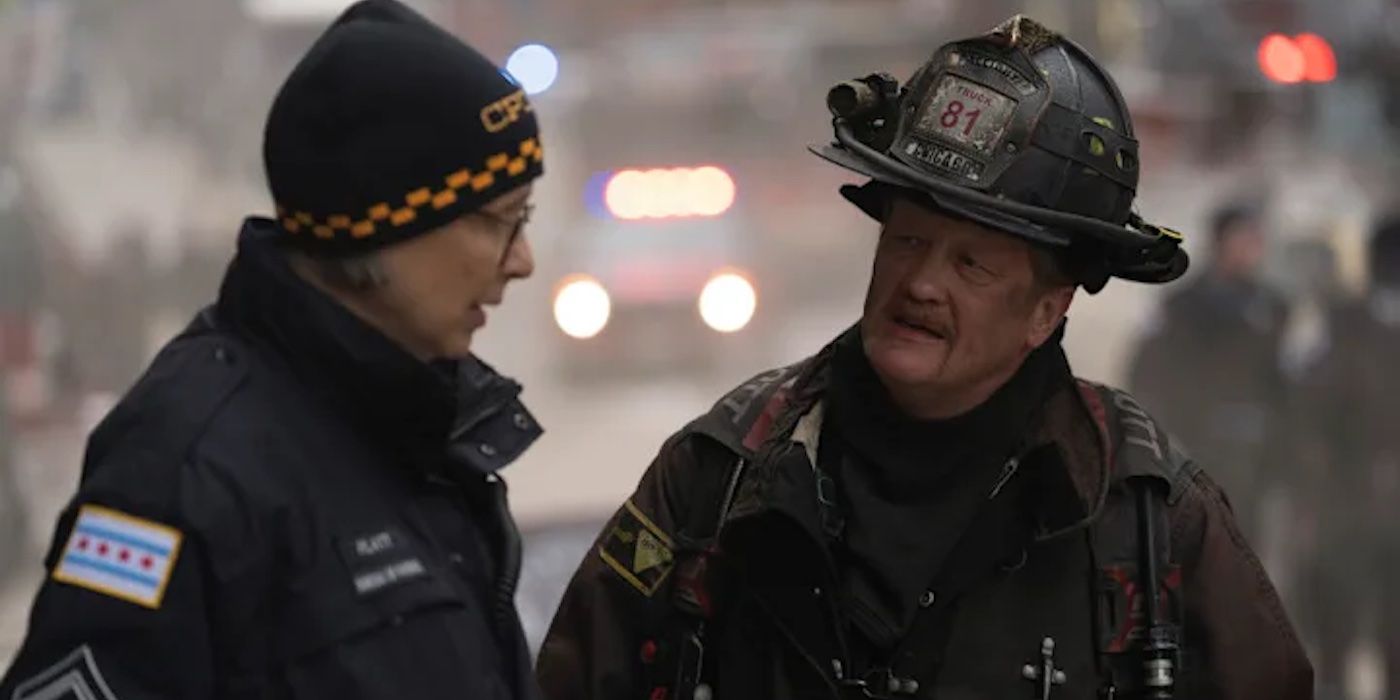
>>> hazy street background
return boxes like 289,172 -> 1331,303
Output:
2,1 -> 1398,697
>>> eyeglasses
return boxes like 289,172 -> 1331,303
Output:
474,203 -> 533,266
476,203 -> 533,244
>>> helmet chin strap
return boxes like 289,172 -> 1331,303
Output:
832,119 -> 1187,284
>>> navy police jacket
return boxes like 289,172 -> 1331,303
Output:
0,218 -> 544,700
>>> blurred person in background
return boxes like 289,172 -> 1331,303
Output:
0,1 -> 547,698
1265,236 -> 1342,610
538,16 -> 1310,700
1292,216 -> 1400,700
1128,202 -> 1288,546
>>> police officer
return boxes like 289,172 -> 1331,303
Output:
537,17 -> 1311,700
1127,202 -> 1288,546
1294,216 -> 1400,699
0,1 -> 546,697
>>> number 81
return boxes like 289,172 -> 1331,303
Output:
939,100 -> 982,136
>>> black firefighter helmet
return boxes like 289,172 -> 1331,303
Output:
812,15 -> 1188,293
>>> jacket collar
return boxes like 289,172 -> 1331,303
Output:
721,333 -> 1109,546
214,217 -> 540,474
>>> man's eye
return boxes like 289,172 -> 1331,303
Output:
960,253 -> 996,271
895,235 -> 924,248
958,253 -> 998,282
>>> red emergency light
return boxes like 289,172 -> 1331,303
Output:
1295,33 -> 1337,83
1258,33 -> 1336,84
603,166 -> 736,220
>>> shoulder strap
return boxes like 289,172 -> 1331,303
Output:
1081,382 -> 1188,698
1080,380 -> 1198,502
656,356 -> 820,700
647,455 -> 746,700
671,455 -> 747,613
683,363 -> 808,460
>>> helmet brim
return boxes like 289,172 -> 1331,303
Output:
810,142 -> 1073,249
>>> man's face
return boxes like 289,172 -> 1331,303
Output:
1217,224 -> 1266,280
368,185 -> 535,360
860,196 -> 1073,417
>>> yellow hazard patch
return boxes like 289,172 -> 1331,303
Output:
599,500 -> 675,596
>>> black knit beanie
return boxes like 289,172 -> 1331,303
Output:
263,0 -> 543,257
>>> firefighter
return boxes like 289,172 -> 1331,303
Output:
537,16 -> 1311,700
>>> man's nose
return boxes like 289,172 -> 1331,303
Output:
903,248 -> 952,304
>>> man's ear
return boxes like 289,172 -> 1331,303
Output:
1026,285 -> 1075,348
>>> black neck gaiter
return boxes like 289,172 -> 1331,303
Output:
824,323 -> 1071,648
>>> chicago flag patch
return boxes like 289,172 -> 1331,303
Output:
52,504 -> 183,609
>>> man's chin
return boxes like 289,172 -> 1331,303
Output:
865,340 -> 948,390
